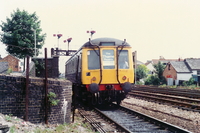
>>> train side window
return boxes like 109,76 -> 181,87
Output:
118,50 -> 129,69
102,50 -> 115,69
87,50 -> 100,70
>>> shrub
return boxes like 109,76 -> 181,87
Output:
136,81 -> 143,85
145,75 -> 160,85
48,92 -> 60,106
6,68 -> 12,74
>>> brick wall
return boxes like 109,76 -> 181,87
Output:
0,74 -> 72,124
33,56 -> 59,78
0,55 -> 19,72
163,63 -> 177,80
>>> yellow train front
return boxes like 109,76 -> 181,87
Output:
66,37 -> 134,105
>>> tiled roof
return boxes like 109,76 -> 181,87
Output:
185,58 -> 200,70
2,55 -> 20,61
152,58 -> 183,64
0,62 -> 8,73
170,61 -> 191,73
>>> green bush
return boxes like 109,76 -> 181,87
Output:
183,77 -> 195,86
48,92 -> 60,106
136,81 -> 143,85
6,68 -> 12,74
145,75 -> 160,85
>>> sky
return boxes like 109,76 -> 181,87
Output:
1,0 -> 200,73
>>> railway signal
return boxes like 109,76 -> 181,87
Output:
87,30 -> 96,38
51,37 -> 76,57
64,37 -> 72,51
53,33 -> 63,49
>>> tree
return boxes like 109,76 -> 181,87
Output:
153,61 -> 166,84
0,9 -> 46,59
144,61 -> 166,85
136,64 -> 148,81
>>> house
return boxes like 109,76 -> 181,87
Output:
163,58 -> 200,85
145,61 -> 154,74
135,60 -> 144,68
0,55 -> 21,72
184,58 -> 200,83
163,61 -> 192,85
145,56 -> 183,75
0,62 -> 9,74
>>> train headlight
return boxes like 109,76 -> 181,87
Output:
122,76 -> 127,80
92,77 -> 96,81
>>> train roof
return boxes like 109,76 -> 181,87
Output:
82,37 -> 131,47
65,37 -> 131,64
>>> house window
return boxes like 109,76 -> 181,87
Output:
197,70 -> 200,75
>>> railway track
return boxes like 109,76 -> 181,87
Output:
133,86 -> 200,99
131,86 -> 200,112
78,104 -> 191,133
0,124 -> 9,133
129,91 -> 200,112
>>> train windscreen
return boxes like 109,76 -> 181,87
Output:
102,50 -> 115,69
87,50 -> 100,70
118,50 -> 129,69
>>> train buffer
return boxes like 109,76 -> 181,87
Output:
0,124 -> 9,133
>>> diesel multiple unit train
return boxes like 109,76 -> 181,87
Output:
65,37 -> 134,105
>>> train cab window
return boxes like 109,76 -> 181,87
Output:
87,50 -> 100,70
118,50 -> 129,69
102,50 -> 115,69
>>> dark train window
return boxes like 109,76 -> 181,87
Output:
100,42 -> 115,46
118,50 -> 129,69
88,50 -> 100,70
102,50 -> 115,69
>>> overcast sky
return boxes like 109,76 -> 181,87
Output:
1,0 -> 200,72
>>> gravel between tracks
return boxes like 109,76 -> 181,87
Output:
122,96 -> 200,133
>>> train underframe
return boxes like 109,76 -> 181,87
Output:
73,83 -> 129,106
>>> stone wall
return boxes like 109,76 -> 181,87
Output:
0,74 -> 72,124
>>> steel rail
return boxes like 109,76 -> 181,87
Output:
0,124 -> 9,133
94,107 -> 132,133
94,104 -> 191,133
132,90 -> 200,103
133,86 -> 200,99
116,104 -> 192,133
130,91 -> 200,111
78,109 -> 107,133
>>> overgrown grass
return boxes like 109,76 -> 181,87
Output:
5,114 -> 94,133
28,122 -> 93,133
5,114 -> 13,122
9,126 -> 16,133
